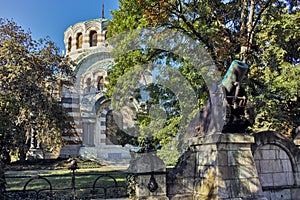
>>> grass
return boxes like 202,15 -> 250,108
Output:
6,171 -> 127,191
4,158 -> 129,198
5,157 -> 104,171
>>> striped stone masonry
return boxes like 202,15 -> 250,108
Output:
59,17 -> 132,165
64,18 -> 108,54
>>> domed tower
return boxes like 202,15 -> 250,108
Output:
64,18 -> 109,60
59,15 -> 132,164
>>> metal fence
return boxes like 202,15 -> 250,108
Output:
3,170 -> 129,200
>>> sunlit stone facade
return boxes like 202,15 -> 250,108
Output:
59,18 -> 131,165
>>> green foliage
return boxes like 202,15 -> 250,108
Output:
0,18 -> 75,163
106,0 -> 299,164
157,140 -> 181,166
248,8 -> 300,135
107,0 -> 148,38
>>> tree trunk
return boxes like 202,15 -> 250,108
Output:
0,160 -> 6,198
18,147 -> 26,162
243,0 -> 255,62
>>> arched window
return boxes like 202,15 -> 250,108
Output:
86,77 -> 91,93
76,33 -> 83,49
67,36 -> 72,52
97,76 -> 104,91
104,31 -> 107,41
102,26 -> 107,39
89,31 -> 97,47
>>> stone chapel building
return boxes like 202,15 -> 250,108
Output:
58,17 -> 132,165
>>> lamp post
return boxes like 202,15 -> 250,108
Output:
27,112 -> 42,160
69,159 -> 79,199
30,122 -> 37,149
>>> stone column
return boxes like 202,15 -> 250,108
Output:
128,152 -> 168,200
191,133 -> 267,200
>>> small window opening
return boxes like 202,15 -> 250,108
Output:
76,33 -> 83,49
90,31 -> 97,47
97,76 -> 104,91
67,37 -> 72,52
86,77 -> 91,92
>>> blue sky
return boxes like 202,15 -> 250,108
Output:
0,0 -> 119,52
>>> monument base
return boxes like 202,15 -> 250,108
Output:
26,148 -> 44,160
190,133 -> 267,200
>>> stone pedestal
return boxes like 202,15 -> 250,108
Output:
128,152 -> 168,200
26,148 -> 44,160
191,133 -> 266,200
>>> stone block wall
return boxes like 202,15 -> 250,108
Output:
128,152 -> 168,200
192,134 -> 265,199
167,133 -> 266,200
130,131 -> 300,200
254,144 -> 294,186
252,131 -> 300,200
167,150 -> 196,199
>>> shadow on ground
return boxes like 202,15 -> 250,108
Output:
5,158 -> 104,171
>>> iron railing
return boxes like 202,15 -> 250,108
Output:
3,171 -> 129,200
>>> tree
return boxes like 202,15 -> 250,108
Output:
0,18 -> 75,163
106,0 -> 299,163
248,8 -> 300,135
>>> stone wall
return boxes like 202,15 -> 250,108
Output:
167,133 -> 266,200
128,152 -> 168,199
165,131 -> 300,200
252,131 -> 300,199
